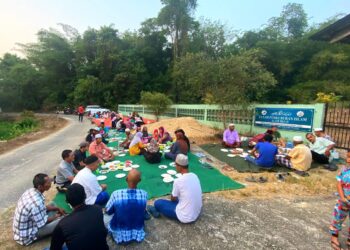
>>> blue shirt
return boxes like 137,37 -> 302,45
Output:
255,142 -> 278,168
105,188 -> 148,244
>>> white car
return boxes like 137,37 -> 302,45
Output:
85,105 -> 110,115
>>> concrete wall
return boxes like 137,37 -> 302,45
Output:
119,103 -> 325,142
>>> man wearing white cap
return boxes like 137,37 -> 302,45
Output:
314,128 -> 333,142
275,136 -> 312,176
88,134 -> 114,161
222,123 -> 241,148
148,154 -> 202,223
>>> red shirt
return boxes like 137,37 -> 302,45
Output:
78,106 -> 84,114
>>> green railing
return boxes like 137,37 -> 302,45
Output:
118,104 -> 253,125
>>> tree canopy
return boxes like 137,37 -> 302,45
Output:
0,2 -> 348,111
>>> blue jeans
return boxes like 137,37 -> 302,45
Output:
245,156 -> 257,165
95,191 -> 109,206
245,156 -> 273,169
154,199 -> 179,220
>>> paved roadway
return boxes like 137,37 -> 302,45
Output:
0,115 -> 338,249
0,115 -> 90,211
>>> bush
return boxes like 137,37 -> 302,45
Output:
21,110 -> 35,118
140,91 -> 172,121
15,117 -> 38,129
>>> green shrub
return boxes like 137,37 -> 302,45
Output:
21,110 -> 35,118
15,117 -> 38,129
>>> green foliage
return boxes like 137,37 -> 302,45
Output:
0,2 -> 349,110
315,92 -> 342,103
0,115 -> 39,141
140,91 -> 172,121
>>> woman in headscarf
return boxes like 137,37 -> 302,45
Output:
165,131 -> 189,160
158,127 -> 173,144
153,129 -> 159,141
141,126 -> 151,144
175,129 -> 190,151
129,132 -> 146,156
144,138 -> 162,163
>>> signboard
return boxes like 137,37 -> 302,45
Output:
254,107 -> 314,132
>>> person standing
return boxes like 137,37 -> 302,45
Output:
13,174 -> 65,245
104,169 -> 148,244
49,183 -> 109,250
78,105 -> 85,122
329,150 -> 350,250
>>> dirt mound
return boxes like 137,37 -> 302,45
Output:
146,117 -> 218,145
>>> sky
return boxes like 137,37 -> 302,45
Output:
0,0 -> 349,56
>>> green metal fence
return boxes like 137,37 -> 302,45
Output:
118,104 -> 253,125
118,103 -> 326,141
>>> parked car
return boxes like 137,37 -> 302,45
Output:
85,105 -> 110,115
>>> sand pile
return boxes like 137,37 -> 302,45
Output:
145,117 -> 218,145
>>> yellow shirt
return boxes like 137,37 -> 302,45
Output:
129,142 -> 145,156
288,144 -> 312,171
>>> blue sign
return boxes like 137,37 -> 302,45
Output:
254,107 -> 314,132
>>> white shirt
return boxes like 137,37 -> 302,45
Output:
172,173 -> 202,223
309,137 -> 335,155
72,167 -> 102,205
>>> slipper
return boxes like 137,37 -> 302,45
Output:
331,239 -> 342,250
294,171 -> 310,177
276,173 -> 285,182
222,165 -> 234,172
258,176 -> 268,183
245,176 -> 257,182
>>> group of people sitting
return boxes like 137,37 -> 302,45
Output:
13,121 -> 202,249
222,123 -> 337,176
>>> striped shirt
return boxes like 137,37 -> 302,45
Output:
105,188 -> 148,244
13,188 -> 48,245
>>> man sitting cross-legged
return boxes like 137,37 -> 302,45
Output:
306,133 -> 336,169
13,174 -> 65,246
275,136 -> 312,176
56,149 -> 78,192
222,123 -> 241,148
89,134 -> 114,162
72,155 -> 109,206
148,154 -> 203,223
104,169 -> 148,244
49,183 -> 109,250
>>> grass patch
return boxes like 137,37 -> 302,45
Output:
0,112 -> 39,140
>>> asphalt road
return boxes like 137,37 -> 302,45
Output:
0,115 -> 339,249
0,115 -> 90,211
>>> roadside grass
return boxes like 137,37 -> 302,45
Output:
0,113 -> 39,141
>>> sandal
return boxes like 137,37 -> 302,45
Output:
258,176 -> 268,183
331,239 -> 342,250
245,176 -> 257,182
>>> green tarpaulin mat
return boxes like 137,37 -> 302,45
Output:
200,143 -> 322,173
53,134 -> 244,212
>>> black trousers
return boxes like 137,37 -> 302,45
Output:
78,113 -> 84,122
311,150 -> 329,164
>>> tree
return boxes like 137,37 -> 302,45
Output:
157,0 -> 198,60
140,91 -> 172,121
